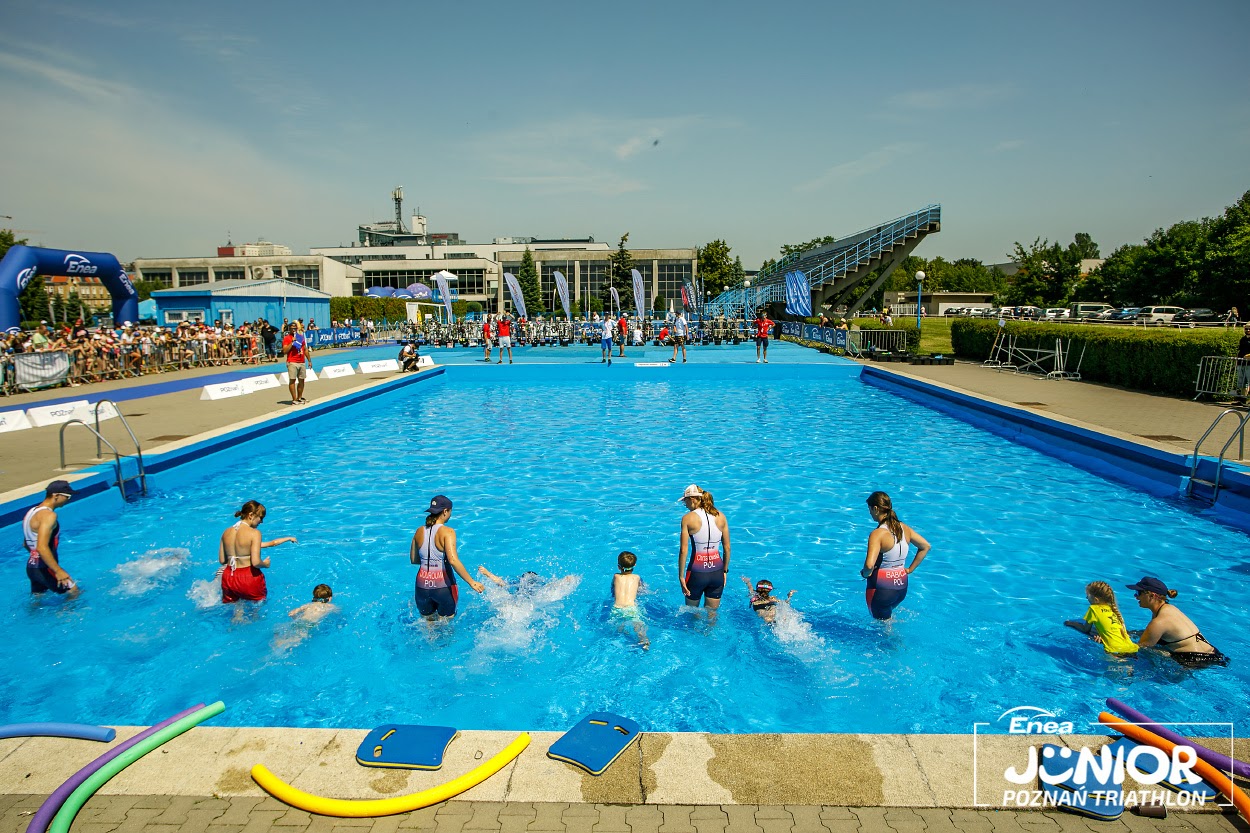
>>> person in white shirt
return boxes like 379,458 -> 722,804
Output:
600,314 -> 614,365
669,312 -> 689,363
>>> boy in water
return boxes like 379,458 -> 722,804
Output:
274,584 -> 337,653
611,551 -> 649,649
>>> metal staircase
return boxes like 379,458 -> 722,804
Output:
58,400 -> 148,499
1187,408 -> 1250,502
706,204 -> 941,318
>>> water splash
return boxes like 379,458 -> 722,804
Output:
187,576 -> 221,609
476,574 -> 581,652
113,548 -> 191,596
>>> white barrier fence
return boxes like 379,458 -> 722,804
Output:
1194,355 -> 1250,400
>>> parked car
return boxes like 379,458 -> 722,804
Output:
1136,306 -> 1185,325
1093,308 -> 1122,320
1044,308 -> 1070,319
943,307 -> 965,317
1071,302 -> 1114,319
1171,308 -> 1222,327
1109,307 -> 1141,321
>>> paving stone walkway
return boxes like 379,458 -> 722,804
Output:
1,797 -> 1244,833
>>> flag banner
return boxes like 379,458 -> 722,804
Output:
609,286 -> 621,314
680,285 -> 690,310
503,272 -> 527,320
630,268 -> 645,318
684,279 -> 700,311
553,270 -> 571,320
433,270 -> 455,321
785,270 -> 812,317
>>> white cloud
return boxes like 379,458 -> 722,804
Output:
993,139 -> 1026,152
888,83 -> 1014,111
0,51 -> 136,101
794,142 -> 923,193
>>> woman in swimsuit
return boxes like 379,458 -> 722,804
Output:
862,491 -> 931,620
219,500 -> 297,603
1129,576 -> 1228,667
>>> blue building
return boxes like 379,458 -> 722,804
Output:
151,279 -> 330,329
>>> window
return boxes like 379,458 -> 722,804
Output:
657,260 -> 691,309
164,310 -> 205,324
143,270 -> 172,286
286,268 -> 320,290
178,270 -> 209,287
214,269 -> 245,282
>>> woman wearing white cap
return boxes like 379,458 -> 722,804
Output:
678,484 -> 731,613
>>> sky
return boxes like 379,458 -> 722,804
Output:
1,0 -> 1248,269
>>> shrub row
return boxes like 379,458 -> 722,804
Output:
950,319 -> 1240,397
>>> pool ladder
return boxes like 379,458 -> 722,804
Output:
58,400 -> 147,500
1187,407 -> 1250,502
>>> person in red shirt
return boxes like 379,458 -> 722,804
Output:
617,313 -> 628,357
754,310 -> 774,363
496,314 -> 514,364
482,317 -> 493,362
282,322 -> 312,403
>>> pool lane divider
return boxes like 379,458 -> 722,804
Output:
1097,712 -> 1250,824
46,701 -> 225,833
27,704 -> 205,833
1106,697 -> 1250,779
0,724 -> 115,742
251,732 -> 530,817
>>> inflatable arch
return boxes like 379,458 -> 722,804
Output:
0,245 -> 138,332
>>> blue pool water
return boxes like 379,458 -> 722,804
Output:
3,361 -> 1247,733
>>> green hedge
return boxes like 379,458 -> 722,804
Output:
950,319 -> 1239,397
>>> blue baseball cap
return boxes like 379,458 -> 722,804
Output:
426,494 -> 453,515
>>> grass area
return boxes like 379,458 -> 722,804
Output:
918,317 -> 953,355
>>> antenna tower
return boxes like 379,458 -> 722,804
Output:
392,187 -> 407,233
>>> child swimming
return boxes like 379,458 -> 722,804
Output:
740,575 -> 795,624
1064,580 -> 1138,655
611,551 -> 649,649
273,584 -> 338,653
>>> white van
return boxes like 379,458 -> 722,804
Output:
1137,306 -> 1185,325
1071,302 -> 1113,319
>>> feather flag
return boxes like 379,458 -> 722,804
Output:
503,272 -> 527,320
631,268 -> 646,318
433,270 -> 456,321
552,270 -> 571,321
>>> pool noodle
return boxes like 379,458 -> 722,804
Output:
47,701 -> 224,833
251,732 -> 530,817
1106,698 -> 1250,779
1098,712 -> 1250,824
0,724 -> 116,743
27,704 -> 205,833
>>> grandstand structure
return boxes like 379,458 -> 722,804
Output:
705,204 -> 941,319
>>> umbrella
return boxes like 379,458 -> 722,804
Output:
408,283 -> 432,299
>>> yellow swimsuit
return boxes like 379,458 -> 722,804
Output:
1083,604 -> 1139,654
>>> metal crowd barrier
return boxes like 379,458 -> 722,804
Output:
1194,355 -> 1250,401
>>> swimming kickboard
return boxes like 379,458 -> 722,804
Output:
547,712 -> 641,776
355,725 -> 459,770
1038,743 -> 1123,820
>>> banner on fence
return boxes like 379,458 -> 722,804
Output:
785,271 -> 812,317
433,271 -> 455,321
553,270 -> 571,320
779,321 -> 847,348
631,268 -> 646,318
15,351 -> 71,391
503,272 -> 528,321
306,328 -> 359,349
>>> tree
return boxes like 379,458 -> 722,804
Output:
133,279 -> 166,301
516,247 -> 544,314
0,228 -> 26,261
697,239 -> 735,298
1068,232 -> 1100,260
1004,238 -> 1079,306
653,293 -> 667,312
607,234 -> 635,308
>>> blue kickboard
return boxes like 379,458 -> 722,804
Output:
355,724 -> 459,770
1104,738 -> 1219,799
1039,743 -> 1123,820
547,712 -> 641,776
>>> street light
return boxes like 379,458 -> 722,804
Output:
915,271 -> 925,334
743,279 -> 751,328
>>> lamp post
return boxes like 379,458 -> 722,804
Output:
743,279 -> 751,331
915,271 -> 925,334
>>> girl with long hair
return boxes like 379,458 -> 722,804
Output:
1064,581 -> 1138,654
861,491 -> 930,620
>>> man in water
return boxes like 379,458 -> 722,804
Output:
24,480 -> 78,595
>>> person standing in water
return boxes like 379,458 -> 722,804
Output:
24,480 -> 78,595
678,485 -> 731,614
219,500 -> 298,603
410,494 -> 485,618
861,491 -> 930,620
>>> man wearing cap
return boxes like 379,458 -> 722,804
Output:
23,481 -> 77,594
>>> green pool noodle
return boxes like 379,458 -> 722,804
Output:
48,701 -> 225,833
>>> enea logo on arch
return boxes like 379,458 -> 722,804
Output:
998,705 -> 1075,735
16,266 -> 36,292
63,254 -> 98,275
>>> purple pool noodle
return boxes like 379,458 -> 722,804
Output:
1106,697 -> 1250,779
26,705 -> 204,833
0,724 -> 115,743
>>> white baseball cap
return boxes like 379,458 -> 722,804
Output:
680,484 -> 702,501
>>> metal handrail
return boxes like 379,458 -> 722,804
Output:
94,399 -> 147,496
60,420 -> 126,491
1189,408 -> 1250,500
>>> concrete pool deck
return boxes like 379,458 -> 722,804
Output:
2,344 -> 1247,830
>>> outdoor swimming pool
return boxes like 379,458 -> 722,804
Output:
3,360 -> 1247,734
